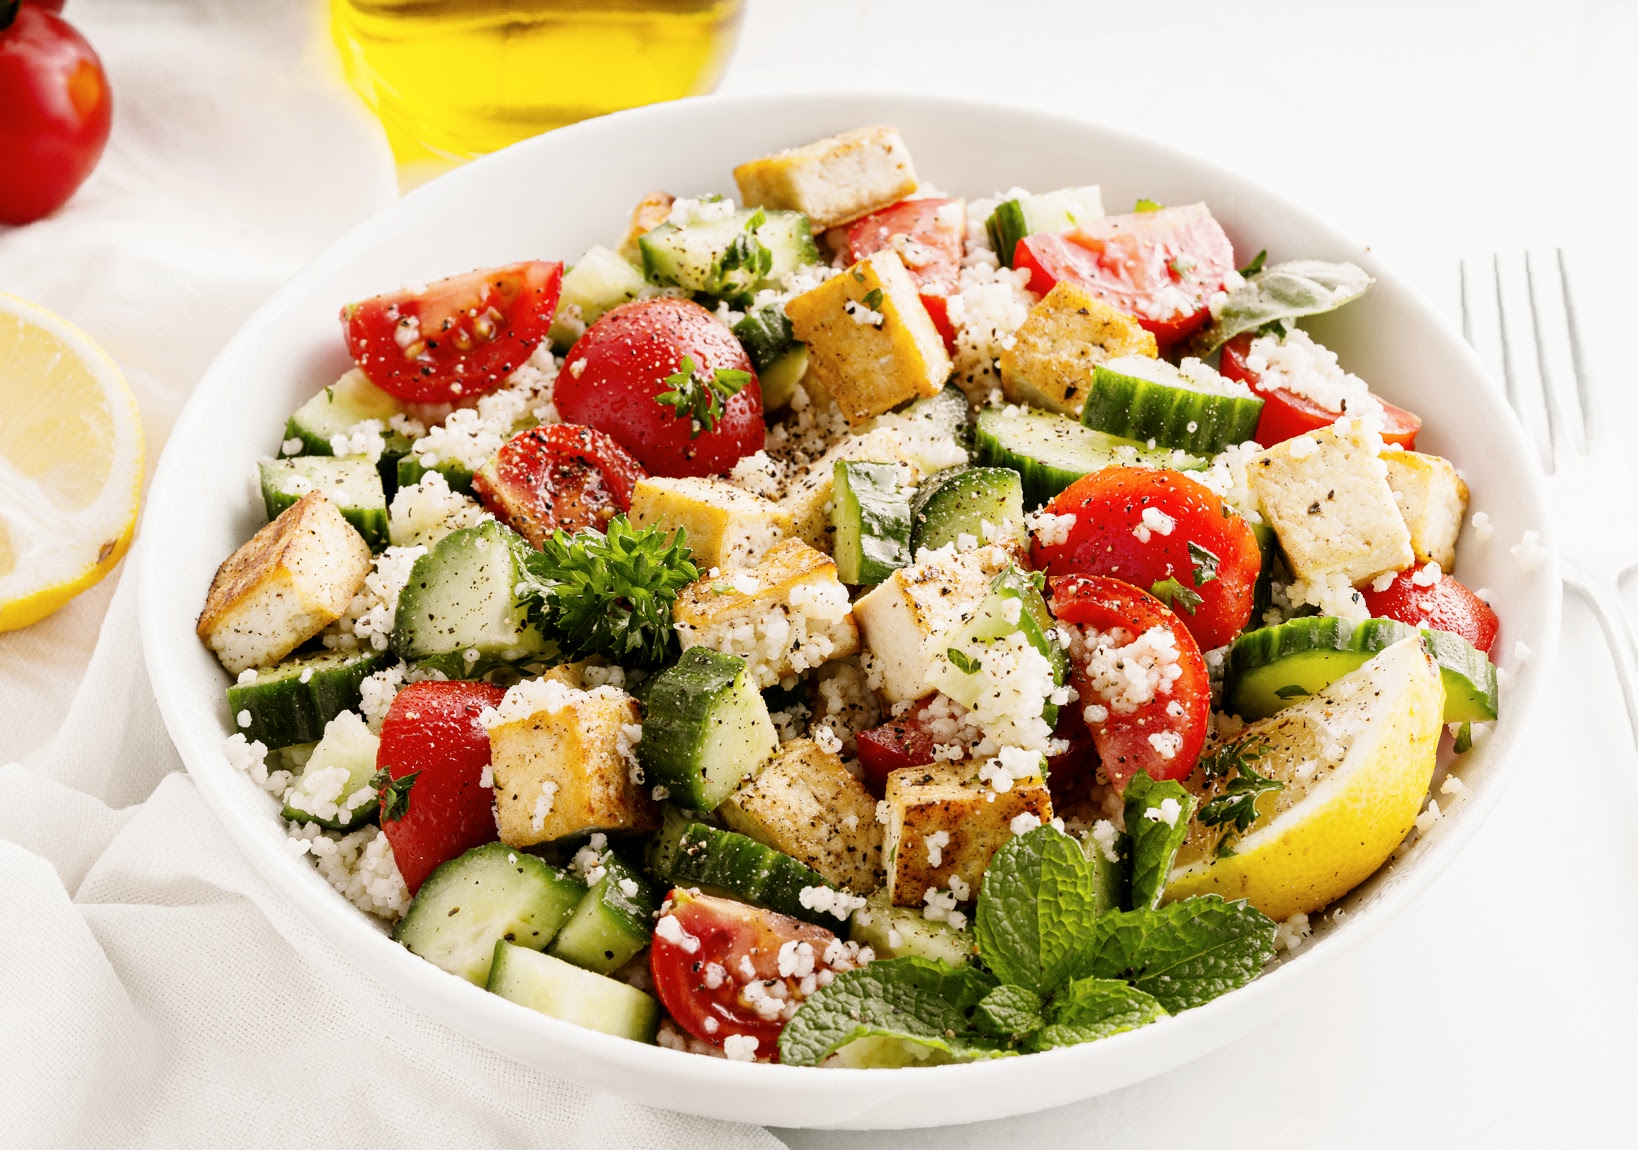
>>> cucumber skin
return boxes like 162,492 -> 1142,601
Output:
663,821 -> 837,928
908,466 -> 1026,555
225,650 -> 390,751
548,854 -> 658,975
832,461 -> 912,586
397,454 -> 475,497
973,407 -> 1204,508
758,345 -> 809,413
258,458 -> 390,550
487,942 -> 660,1043
637,648 -> 774,810
1081,365 -> 1264,456
985,200 -> 1030,268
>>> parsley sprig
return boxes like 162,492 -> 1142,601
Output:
655,355 -> 750,438
517,515 -> 699,667
371,768 -> 418,823
1149,577 -> 1204,615
1195,734 -> 1283,857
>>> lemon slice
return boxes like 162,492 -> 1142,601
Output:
0,294 -> 144,632
1166,636 -> 1445,920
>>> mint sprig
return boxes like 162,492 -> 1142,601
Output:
973,827 -> 1104,996
1026,977 -> 1166,1052
1123,772 -> 1197,911
655,355 -> 750,438
1070,896 -> 1277,1012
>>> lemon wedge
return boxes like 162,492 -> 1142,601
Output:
0,294 -> 144,632
1166,636 -> 1445,920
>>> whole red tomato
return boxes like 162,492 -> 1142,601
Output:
0,1 -> 112,226
555,298 -> 764,478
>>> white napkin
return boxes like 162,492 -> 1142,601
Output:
0,3 -> 781,1146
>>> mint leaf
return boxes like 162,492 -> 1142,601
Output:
1072,895 -> 1276,1013
1025,977 -> 1166,1052
971,984 -> 1044,1040
777,957 -> 1006,1067
1123,772 -> 1197,911
974,826 -> 1103,997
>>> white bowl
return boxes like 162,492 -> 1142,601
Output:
139,92 -> 1560,1130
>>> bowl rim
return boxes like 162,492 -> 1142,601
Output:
138,88 -> 1562,1130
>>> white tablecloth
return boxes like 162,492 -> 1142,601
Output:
5,1 -> 1637,1147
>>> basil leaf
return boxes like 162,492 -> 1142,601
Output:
1189,259 -> 1374,356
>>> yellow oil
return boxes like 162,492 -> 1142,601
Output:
331,0 -> 745,163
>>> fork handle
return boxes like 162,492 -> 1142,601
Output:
1562,566 -> 1638,753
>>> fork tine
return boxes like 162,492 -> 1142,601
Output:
1490,252 -> 1556,473
1556,249 -> 1599,446
1459,255 -> 1507,398
1524,248 -> 1588,459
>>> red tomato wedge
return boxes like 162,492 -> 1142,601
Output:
838,198 -> 964,354
855,697 -> 939,796
1013,204 -> 1234,347
341,260 -> 563,404
555,297 -> 764,479
1218,333 -> 1422,449
650,891 -> 843,1060
376,681 -> 506,894
1031,467 -> 1263,651
1361,564 -> 1501,654
470,424 -> 646,547
1049,574 -> 1211,789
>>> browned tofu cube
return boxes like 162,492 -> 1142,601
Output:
999,282 -> 1159,416
628,475 -> 791,571
733,126 -> 918,231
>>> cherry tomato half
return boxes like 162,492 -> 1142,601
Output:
650,890 -> 841,1060
1218,333 -> 1421,449
555,297 -> 764,479
1049,574 -> 1212,789
838,198 -> 964,354
1013,204 -> 1234,348
1361,563 -> 1500,654
470,424 -> 646,547
1032,467 -> 1263,651
376,680 -> 506,894
855,697 -> 939,795
0,3 -> 112,226
341,260 -> 563,405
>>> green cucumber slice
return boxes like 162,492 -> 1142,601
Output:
908,466 -> 1026,554
397,453 -> 475,497
547,854 -> 658,975
899,385 -> 971,447
759,344 -> 808,413
487,942 -> 660,1042
280,709 -> 380,831
1226,616 -> 1499,722
1081,356 -> 1264,455
731,304 -> 795,372
985,186 -> 1104,267
661,821 -> 837,927
388,520 -> 550,677
636,648 -> 778,809
639,207 -> 819,299
226,649 -> 390,751
393,842 -> 586,985
848,889 -> 972,965
974,406 -> 1204,507
549,245 -> 647,347
831,460 -> 913,586
258,456 -> 389,550
285,370 -> 407,455
928,565 -> 1068,726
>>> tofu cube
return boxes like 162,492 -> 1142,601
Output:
733,126 -> 918,232
1246,424 -> 1414,586
1383,449 -> 1469,570
628,475 -> 791,571
196,492 -> 371,675
615,190 -> 675,263
882,762 -> 1054,907
673,538 -> 859,689
719,737 -> 883,894
850,545 -> 1012,703
488,683 -> 658,847
784,250 -> 952,426
998,282 -> 1159,416
780,426 -> 922,551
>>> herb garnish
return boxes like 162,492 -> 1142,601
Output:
1187,541 -> 1220,585
946,648 -> 982,675
1150,577 -> 1204,614
655,355 -> 750,438
371,768 -> 419,823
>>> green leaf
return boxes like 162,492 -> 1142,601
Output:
1188,258 -> 1374,356
371,767 -> 418,823
973,826 -> 1104,997
1237,249 -> 1268,277
777,957 -> 1007,1067
862,287 -> 884,311
971,983 -> 1044,1039
1025,977 -> 1167,1052
1123,772 -> 1197,912
1187,540 -> 1220,585
946,647 -> 981,675
654,355 -> 750,437
1072,895 -> 1277,1013
1196,732 -> 1272,781
1198,759 -> 1284,838
1453,722 -> 1474,754
1133,198 -> 1164,213
1273,684 -> 1310,700
1149,577 -> 1204,615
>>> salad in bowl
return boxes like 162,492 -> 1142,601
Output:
192,124 -> 1510,1071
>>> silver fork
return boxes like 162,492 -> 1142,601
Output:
1461,250 -> 1638,750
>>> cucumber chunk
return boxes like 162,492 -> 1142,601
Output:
974,406 -> 1205,507
396,453 -> 475,497
549,245 -> 647,347
548,854 -> 658,975
226,649 -> 391,750
394,843 -> 586,985
657,820 -> 837,927
985,186 -> 1104,267
759,344 -> 809,413
831,460 -> 913,586
848,890 -> 971,965
487,942 -> 660,1042
640,207 -> 819,299
909,466 -> 1026,555
731,304 -> 796,372
389,520 -> 550,677
929,565 -> 1068,726
259,456 -> 389,549
285,370 -> 412,496
280,709 -> 380,831
1226,615 -> 1499,722
637,648 -> 778,810
1081,356 -> 1264,455
899,385 -> 971,448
